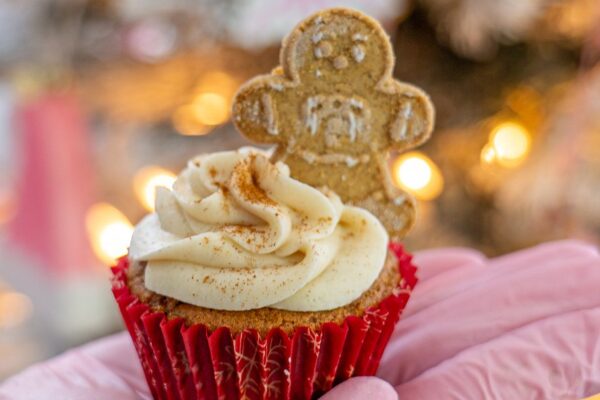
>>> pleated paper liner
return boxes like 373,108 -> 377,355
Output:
111,243 -> 417,400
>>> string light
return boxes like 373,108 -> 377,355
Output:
392,151 -> 444,201
86,203 -> 134,265
0,291 -> 33,328
482,121 -> 531,167
133,166 -> 176,211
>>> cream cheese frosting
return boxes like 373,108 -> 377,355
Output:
129,148 -> 388,311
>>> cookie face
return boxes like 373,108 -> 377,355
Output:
283,11 -> 391,87
232,8 -> 435,238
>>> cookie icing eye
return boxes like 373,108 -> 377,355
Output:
352,33 -> 368,41
314,41 -> 333,58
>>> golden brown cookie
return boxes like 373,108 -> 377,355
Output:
232,7 -> 435,238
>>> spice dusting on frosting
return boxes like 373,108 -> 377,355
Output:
230,154 -> 277,207
128,148 -> 388,311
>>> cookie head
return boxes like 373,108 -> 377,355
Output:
232,8 -> 407,155
282,9 -> 393,86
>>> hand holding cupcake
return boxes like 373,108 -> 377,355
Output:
112,7 -> 433,400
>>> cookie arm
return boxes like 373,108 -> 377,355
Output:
387,82 -> 435,152
232,75 -> 286,145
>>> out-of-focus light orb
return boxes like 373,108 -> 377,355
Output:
0,291 -> 33,328
127,18 -> 177,62
134,166 -> 176,212
98,222 -> 134,261
173,70 -> 236,135
398,157 -> 431,190
86,203 -> 133,265
393,151 -> 444,201
197,71 -> 238,98
489,121 -> 531,167
0,189 -> 16,225
172,105 -> 211,136
192,92 -> 229,126
480,142 -> 497,164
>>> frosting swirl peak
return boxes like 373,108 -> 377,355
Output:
129,149 -> 388,311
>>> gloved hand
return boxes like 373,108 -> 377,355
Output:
331,240 -> 600,399
2,240 -> 599,400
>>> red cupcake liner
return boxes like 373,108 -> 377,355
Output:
111,243 -> 417,400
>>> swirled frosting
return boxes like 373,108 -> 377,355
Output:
129,148 -> 388,311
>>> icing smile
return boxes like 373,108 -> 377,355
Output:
303,94 -> 371,148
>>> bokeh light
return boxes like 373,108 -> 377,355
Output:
492,122 -> 530,161
172,104 -> 211,136
0,190 -> 16,225
393,151 -> 444,201
191,92 -> 229,126
195,71 -> 238,98
0,291 -> 33,329
126,18 -> 177,62
85,203 -> 134,265
480,142 -> 497,164
133,166 -> 176,212
482,121 -> 531,167
172,70 -> 237,135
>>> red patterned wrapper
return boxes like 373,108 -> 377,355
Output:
111,243 -> 417,400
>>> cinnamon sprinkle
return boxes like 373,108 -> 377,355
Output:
124,251 -> 402,336
231,155 -> 277,206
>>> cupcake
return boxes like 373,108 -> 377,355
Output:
112,7 -> 433,400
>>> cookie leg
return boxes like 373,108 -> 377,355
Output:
352,190 -> 416,240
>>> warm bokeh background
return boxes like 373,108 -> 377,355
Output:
0,0 -> 599,380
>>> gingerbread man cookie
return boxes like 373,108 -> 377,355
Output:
232,8 -> 434,238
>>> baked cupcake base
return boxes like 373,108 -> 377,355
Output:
111,243 -> 417,400
126,248 -> 402,335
